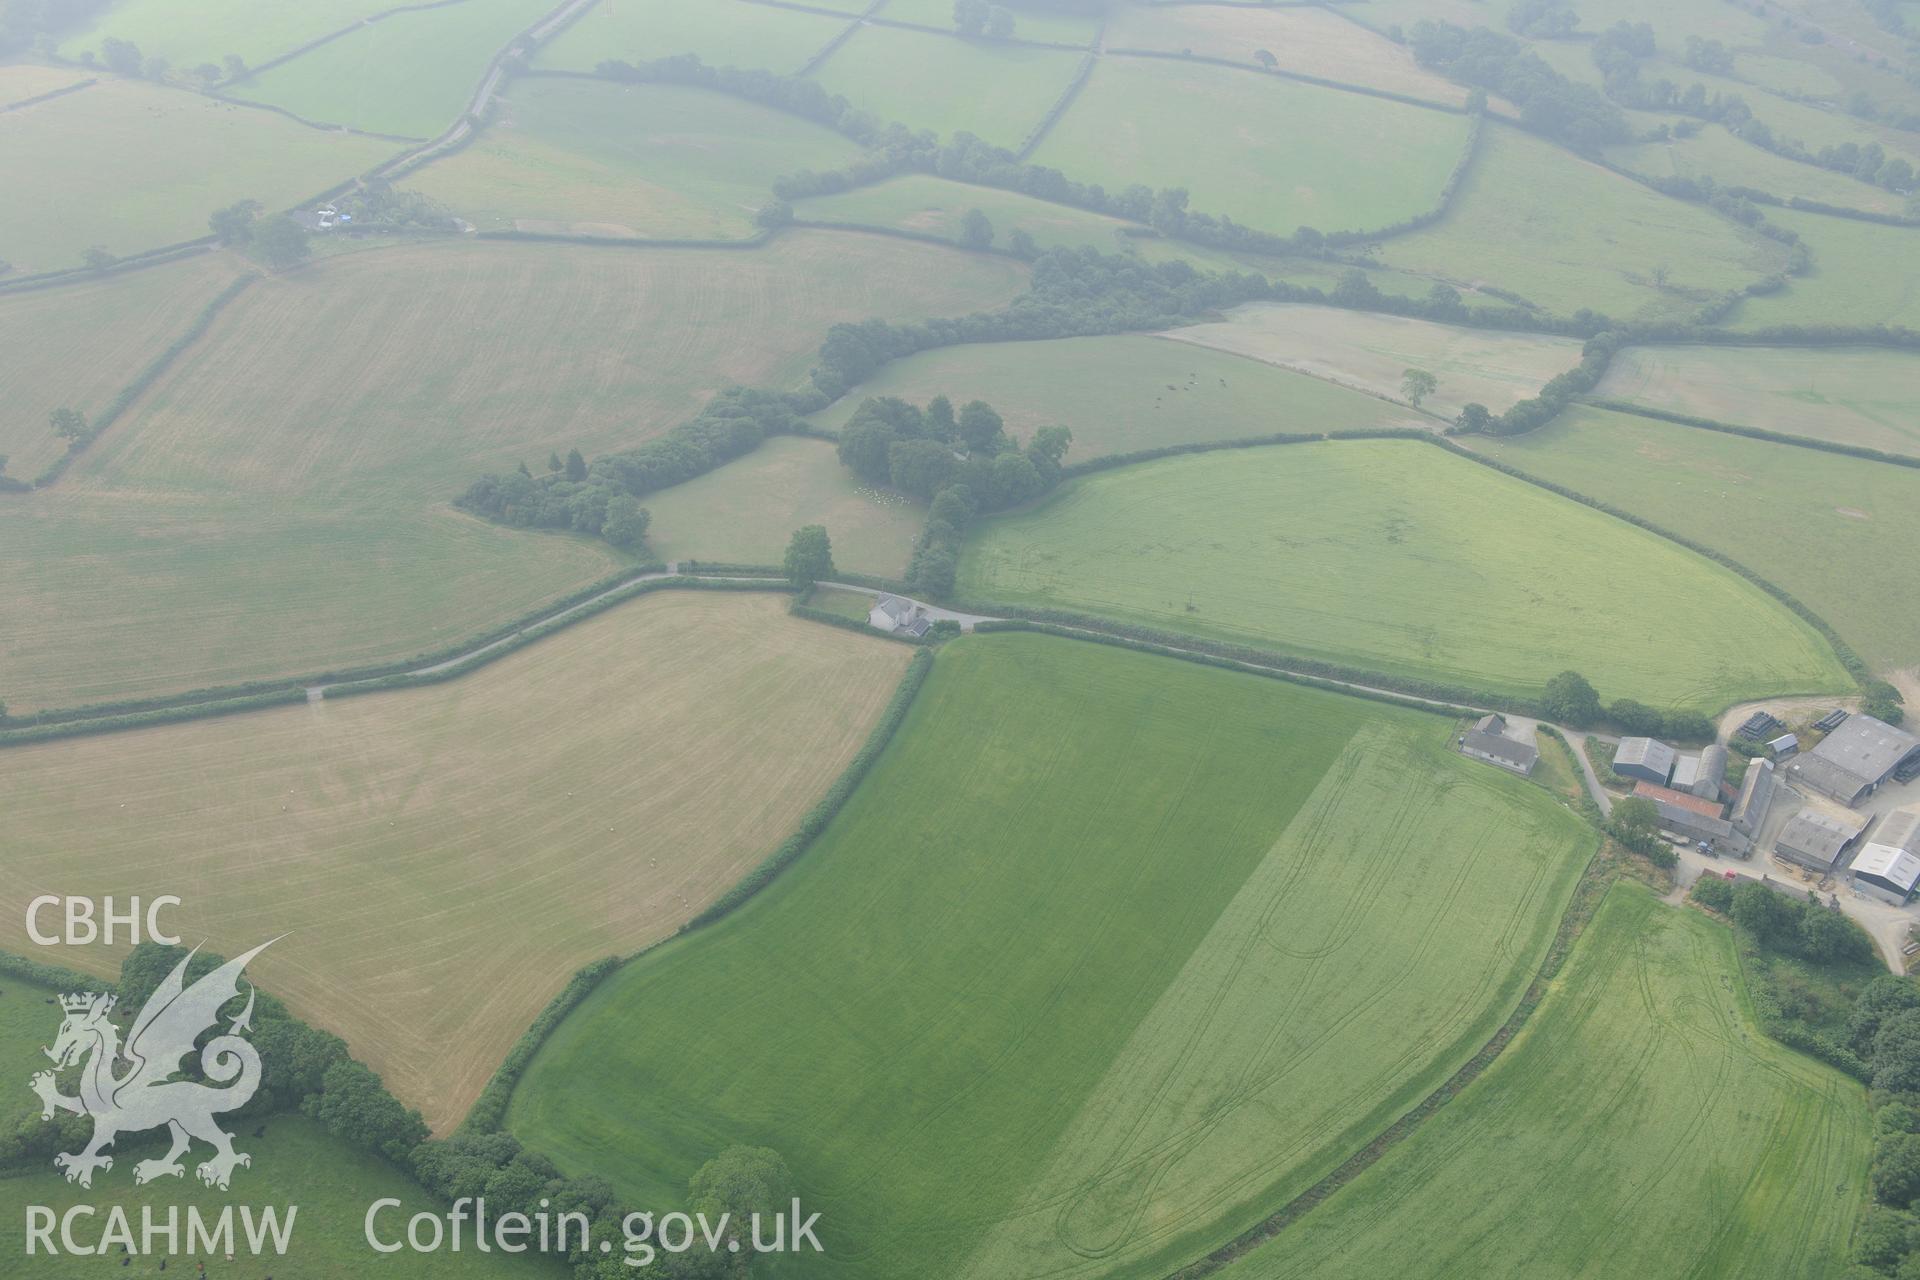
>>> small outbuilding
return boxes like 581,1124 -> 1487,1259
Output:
868,593 -> 931,639
1773,808 -> 1869,875
1612,737 -> 1676,786
1691,744 -> 1728,801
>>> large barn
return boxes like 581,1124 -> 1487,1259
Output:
1784,716 -> 1920,806
1773,808 -> 1870,875
1612,737 -> 1676,786
1729,758 -> 1775,837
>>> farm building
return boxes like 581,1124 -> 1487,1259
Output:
1634,781 -> 1725,821
1612,737 -> 1676,785
1459,717 -> 1537,776
1729,758 -> 1775,837
1670,748 -> 1726,800
1768,733 -> 1799,760
868,593 -> 931,639
1851,844 -> 1920,905
1773,808 -> 1869,875
1784,715 -> 1920,806
1647,798 -> 1737,850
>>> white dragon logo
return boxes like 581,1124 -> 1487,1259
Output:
29,941 -> 273,1190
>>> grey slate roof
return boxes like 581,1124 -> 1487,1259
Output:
1462,728 -> 1537,772
1730,758 -> 1775,836
1613,737 -> 1675,780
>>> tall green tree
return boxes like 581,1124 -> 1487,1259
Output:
208,199 -> 260,246
252,214 -> 310,269
1541,670 -> 1600,726
48,407 -> 88,442
953,0 -> 988,35
1401,367 -> 1438,408
961,207 -> 994,250
565,448 -> 588,482
958,400 -> 1004,454
784,525 -> 834,589
986,5 -> 1015,39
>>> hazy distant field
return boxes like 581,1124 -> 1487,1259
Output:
809,23 -> 1083,147
1473,405 -> 1920,674
0,252 -> 246,480
0,78 -> 396,270
641,436 -> 924,575
537,0 -> 849,75
1226,885 -> 1869,1280
411,78 -> 859,237
510,633 -> 1592,1279
1597,345 -> 1920,456
1103,5 -> 1469,105
1164,302 -> 1583,417
0,591 -> 912,1130
0,1115 -> 565,1277
958,440 -> 1849,709
1608,127 -> 1907,217
57,0 -> 393,71
879,0 -> 1101,45
0,235 -> 1024,711
1033,57 -> 1468,236
795,172 -> 1141,254
230,0 -> 554,137
1732,209 -> 1920,331
0,62 -> 90,103
1376,125 -> 1788,321
809,334 -> 1418,458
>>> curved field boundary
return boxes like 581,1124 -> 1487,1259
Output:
468,646 -> 935,1134
204,89 -> 429,143
1103,46 -> 1469,116
1158,842 -> 1612,1280
1584,397 -> 1920,470
0,76 -> 95,112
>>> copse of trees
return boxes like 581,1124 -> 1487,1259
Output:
459,387 -> 812,548
1406,19 -> 1630,152
785,525 -> 833,588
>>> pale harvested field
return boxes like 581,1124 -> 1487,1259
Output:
1596,345 -> 1920,456
0,591 -> 912,1132
0,62 -> 91,104
0,234 -> 1023,711
0,251 -> 248,480
1104,5 -> 1470,106
1162,303 -> 1582,417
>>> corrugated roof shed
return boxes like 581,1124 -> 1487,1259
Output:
1774,808 -> 1867,871
1787,715 -> 1920,803
1875,807 -> 1920,856
1613,737 -> 1676,781
1853,844 -> 1920,896
1693,744 -> 1728,800
1670,755 -> 1704,794
1730,758 -> 1775,835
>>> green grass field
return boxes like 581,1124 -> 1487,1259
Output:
794,172 -> 1143,254
1032,57 -> 1469,237
0,62 -> 90,104
809,22 -> 1083,148
1470,404 -> 1920,675
0,252 -> 247,481
1222,885 -> 1870,1280
957,440 -> 1850,710
0,592 -> 912,1130
1732,209 -> 1920,331
1375,124 -> 1791,322
640,436 -> 925,575
57,0 -> 394,72
409,77 -> 858,237
0,1114 -> 565,1277
229,0 -> 554,137
879,0 -> 1102,45
1163,301 -> 1583,417
537,0 -> 850,75
807,333 -> 1419,457
1607,127 -> 1907,218
0,79 -> 397,271
1596,344 -> 1920,456
508,633 -> 1593,1280
0,234 -> 1024,712
1103,5 -> 1469,105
